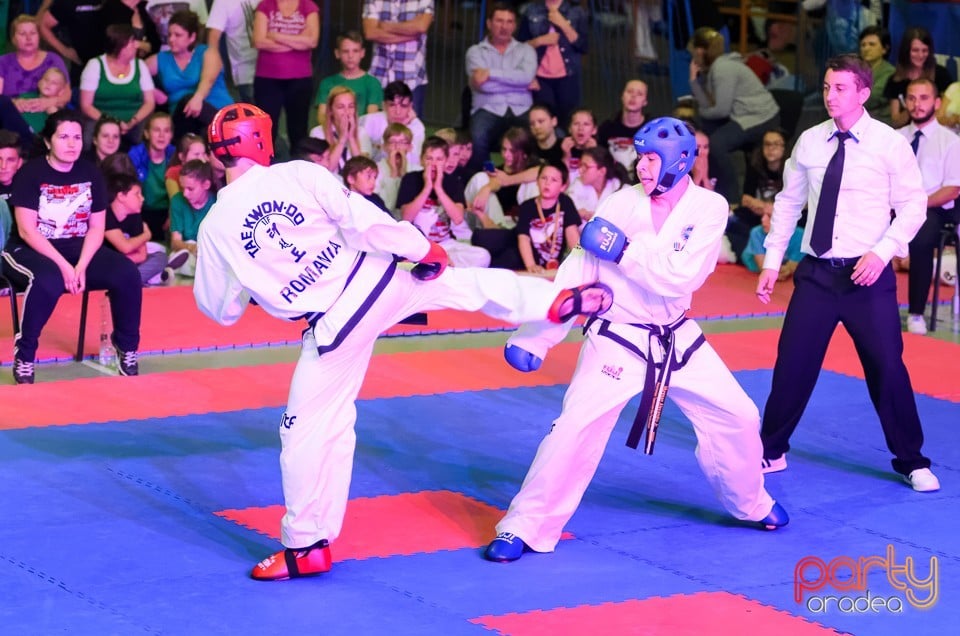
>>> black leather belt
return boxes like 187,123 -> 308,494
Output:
811,255 -> 861,268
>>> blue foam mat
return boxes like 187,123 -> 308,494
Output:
0,370 -> 957,635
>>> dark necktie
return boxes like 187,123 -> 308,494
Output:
911,130 -> 922,155
810,131 -> 850,256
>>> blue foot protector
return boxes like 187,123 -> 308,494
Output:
759,501 -> 789,530
484,532 -> 527,562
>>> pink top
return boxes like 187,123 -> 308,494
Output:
255,0 -> 319,79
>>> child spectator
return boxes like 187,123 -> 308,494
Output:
375,122 -> 413,213
315,31 -> 383,124
0,131 -> 24,202
597,79 -> 649,177
342,155 -> 390,215
433,128 -> 463,179
397,136 -> 490,267
168,159 -> 214,276
741,208 -> 803,280
690,129 -> 716,192
528,103 -> 564,167
516,162 -> 580,273
561,108 -> 598,178
450,128 -> 475,185
129,111 -> 175,241
359,80 -> 426,168
310,86 -> 362,173
104,172 -> 184,286
566,146 -> 624,224
18,67 -> 67,134
467,126 -> 540,230
82,116 -> 123,166
164,132 -> 208,199
727,128 -> 787,262
291,137 -> 331,165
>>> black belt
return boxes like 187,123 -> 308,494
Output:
810,255 -> 862,268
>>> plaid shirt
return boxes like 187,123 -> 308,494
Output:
362,0 -> 433,89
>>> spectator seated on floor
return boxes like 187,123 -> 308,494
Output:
466,127 -> 541,270
79,23 -> 156,149
597,79 -> 648,179
168,159 -> 215,277
310,86 -> 362,174
566,146 -> 625,225
164,132 -> 209,200
528,103 -> 564,168
688,27 -> 780,204
358,80 -> 426,170
104,172 -> 178,286
516,162 -> 580,274
13,67 -> 67,137
128,111 -> 175,241
81,115 -> 123,167
467,126 -> 540,231
342,155 -> 391,215
561,108 -> 598,181
741,208 -> 803,280
315,30 -> 383,124
727,127 -> 787,264
397,136 -> 490,267
373,123 -> 413,214
465,2 -> 537,175
450,128 -> 476,186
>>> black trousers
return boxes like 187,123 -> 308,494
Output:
1,241 -> 142,361
907,206 -> 960,316
760,256 -> 931,475
254,76 -> 313,151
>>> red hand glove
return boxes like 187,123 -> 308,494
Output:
411,241 -> 449,281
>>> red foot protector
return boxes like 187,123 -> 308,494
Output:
470,591 -> 839,635
217,490 -> 576,561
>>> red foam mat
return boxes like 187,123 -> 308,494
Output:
217,490 -> 574,561
217,491 -> 505,561
469,592 -> 843,635
3,328 -> 956,429
0,267 -> 924,365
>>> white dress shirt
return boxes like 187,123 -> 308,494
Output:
898,118 -> 960,211
764,109 -> 927,268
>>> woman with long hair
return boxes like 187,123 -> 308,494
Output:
883,26 -> 952,128
310,86 -> 362,174
566,145 -> 624,224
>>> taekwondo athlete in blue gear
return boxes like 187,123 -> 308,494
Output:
485,117 -> 788,563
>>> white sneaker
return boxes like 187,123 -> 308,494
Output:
167,249 -> 191,272
904,468 -> 940,492
160,267 -> 176,286
906,314 -> 927,335
761,455 -> 787,474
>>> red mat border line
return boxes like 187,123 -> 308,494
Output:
1,328 -> 956,429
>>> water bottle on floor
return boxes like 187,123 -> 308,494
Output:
99,295 -> 117,369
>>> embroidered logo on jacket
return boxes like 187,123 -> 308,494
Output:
601,364 -> 623,380
674,224 -> 694,251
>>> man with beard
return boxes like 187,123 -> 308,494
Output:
899,78 -> 960,335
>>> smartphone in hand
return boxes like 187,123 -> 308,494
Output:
483,160 -> 495,173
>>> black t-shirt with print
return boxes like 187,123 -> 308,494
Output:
515,193 -> 580,266
9,156 -> 108,250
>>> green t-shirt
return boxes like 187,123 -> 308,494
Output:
169,191 -> 214,242
144,160 -> 169,212
18,91 -> 50,133
314,73 -> 384,115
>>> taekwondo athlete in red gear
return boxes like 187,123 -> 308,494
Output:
193,103 -> 614,581
484,117 -> 788,563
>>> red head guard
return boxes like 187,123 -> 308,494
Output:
208,103 -> 274,166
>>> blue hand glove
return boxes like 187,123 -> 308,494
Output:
580,217 -> 629,262
503,343 -> 542,372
